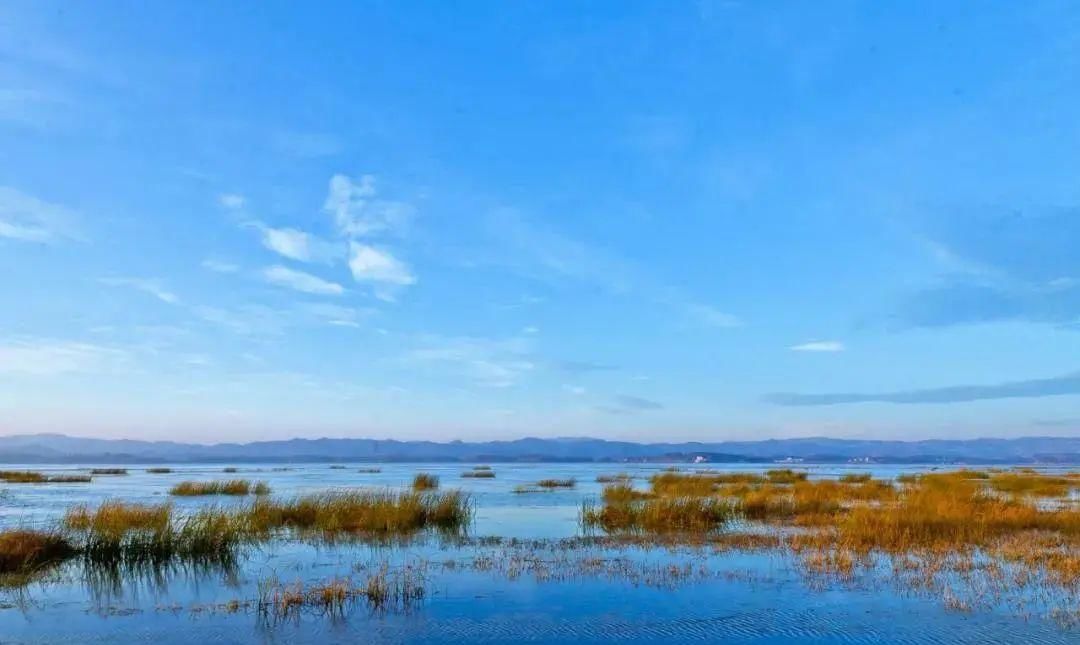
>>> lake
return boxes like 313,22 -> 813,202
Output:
0,462 -> 1076,644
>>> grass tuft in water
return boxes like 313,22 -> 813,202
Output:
170,480 -> 270,496
536,478 -> 576,489
89,468 -> 127,475
412,473 -> 439,491
0,529 -> 76,575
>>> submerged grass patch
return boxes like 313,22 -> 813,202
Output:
146,467 -> 172,474
89,468 -> 127,475
536,478 -> 576,489
462,470 -> 495,478
170,480 -> 270,496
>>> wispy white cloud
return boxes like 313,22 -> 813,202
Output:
298,303 -> 373,328
201,259 -> 239,273
218,193 -> 246,210
0,186 -> 80,243
0,337 -> 129,375
348,242 -> 416,300
255,224 -> 342,264
790,340 -> 845,352
262,265 -> 344,295
403,335 -> 535,388
596,394 -> 665,415
261,227 -> 313,262
99,277 -> 179,304
324,174 -> 413,238
686,303 -> 742,328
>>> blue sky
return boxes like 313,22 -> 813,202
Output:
2,2 -> 1079,443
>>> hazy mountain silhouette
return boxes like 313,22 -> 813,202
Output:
0,433 -> 1076,464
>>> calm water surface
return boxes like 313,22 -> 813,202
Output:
0,463 -> 1075,644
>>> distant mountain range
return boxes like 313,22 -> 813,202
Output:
0,433 -> 1076,464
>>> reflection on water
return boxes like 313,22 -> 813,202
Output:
0,462 -> 1077,643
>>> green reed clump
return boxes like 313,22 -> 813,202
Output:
0,529 -> 76,575
536,478 -> 576,489
63,501 -> 249,564
412,473 -> 439,491
245,489 -> 471,535
765,469 -> 808,484
170,480 -> 270,496
0,471 -> 47,483
89,468 -> 127,475
146,467 -> 172,474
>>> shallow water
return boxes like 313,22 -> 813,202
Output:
0,463 -> 1076,643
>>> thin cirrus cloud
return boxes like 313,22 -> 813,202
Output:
895,209 -> 1080,329
0,337 -> 128,375
765,370 -> 1080,406
218,193 -> 246,211
98,277 -> 179,304
596,394 -> 665,415
261,265 -> 344,295
0,186 -> 81,243
790,340 -> 845,352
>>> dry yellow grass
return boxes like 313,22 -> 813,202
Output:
246,490 -> 471,535
0,530 -> 75,574
412,473 -> 439,491
170,480 -> 270,496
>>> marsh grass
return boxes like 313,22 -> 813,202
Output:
765,469 -> 808,484
63,501 -> 249,566
596,473 -> 633,483
582,495 -> 739,533
0,530 -> 75,575
839,473 -> 872,483
989,471 -> 1075,498
0,471 -> 93,483
146,468 -> 172,474
222,467 -> 239,473
246,490 -> 472,536
0,471 -> 47,483
472,465 -> 493,471
170,480 -> 270,496
89,468 -> 127,475
536,478 -> 576,489
462,470 -> 495,478
412,473 -> 439,491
